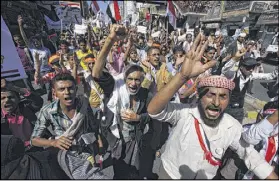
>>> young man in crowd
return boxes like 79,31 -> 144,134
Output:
18,15 -> 52,96
182,33 -> 193,53
1,79 -> 43,149
30,73 -> 109,179
76,39 -> 93,71
219,101 -> 278,179
222,57 -> 278,123
13,34 -> 35,91
147,33 -> 278,179
106,40 -> 125,76
91,24 -> 158,179
141,46 -> 172,94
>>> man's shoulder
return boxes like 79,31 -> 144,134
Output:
38,101 -> 58,116
222,112 -> 242,130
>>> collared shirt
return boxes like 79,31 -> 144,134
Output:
106,52 -> 125,77
141,63 -> 173,94
31,96 -> 97,139
222,60 -> 278,90
183,41 -> 193,53
242,118 -> 278,146
1,90 -> 43,144
149,103 -> 273,179
242,118 -> 278,165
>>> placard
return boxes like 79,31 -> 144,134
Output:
137,26 -> 147,34
224,1 -> 251,12
1,16 -> 27,81
249,1 -> 269,13
256,12 -> 279,25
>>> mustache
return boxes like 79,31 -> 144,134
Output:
206,105 -> 221,111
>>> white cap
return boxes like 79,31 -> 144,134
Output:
239,33 -> 247,38
215,31 -> 221,36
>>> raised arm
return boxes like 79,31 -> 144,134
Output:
147,34 -> 216,115
17,15 -> 30,48
92,25 -> 128,79
87,24 -> 93,51
72,52 -> 78,80
59,52 -> 67,72
34,52 -> 42,84
123,35 -> 133,65
2,79 -> 43,113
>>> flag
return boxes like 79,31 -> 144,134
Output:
146,11 -> 151,22
59,1 -> 80,9
106,2 -> 116,24
113,1 -> 121,21
106,1 -> 121,23
91,1 -> 100,15
167,0 -> 176,28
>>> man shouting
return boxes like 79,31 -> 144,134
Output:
147,34 -> 278,179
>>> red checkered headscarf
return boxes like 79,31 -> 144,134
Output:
197,75 -> 235,91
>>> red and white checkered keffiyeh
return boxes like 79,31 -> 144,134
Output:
197,75 -> 235,91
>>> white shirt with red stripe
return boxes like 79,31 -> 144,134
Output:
149,104 -> 274,179
242,118 -> 278,179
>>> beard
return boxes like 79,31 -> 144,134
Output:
198,102 -> 224,128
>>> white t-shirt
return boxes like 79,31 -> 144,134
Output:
30,46 -> 51,72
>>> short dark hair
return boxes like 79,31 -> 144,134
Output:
78,39 -> 87,44
138,36 -> 145,40
124,65 -> 144,81
147,46 -> 160,56
263,100 -> 278,112
205,46 -> 217,53
51,72 -> 76,88
13,34 -> 21,38
129,47 -> 137,54
59,40 -> 70,46
173,46 -> 185,54
186,33 -> 192,38
1,89 -> 20,99
84,53 -> 95,59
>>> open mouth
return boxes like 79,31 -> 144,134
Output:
64,97 -> 74,103
206,107 -> 221,117
129,87 -> 138,93
4,104 -> 13,108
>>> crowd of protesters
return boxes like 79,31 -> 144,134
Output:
1,14 -> 278,180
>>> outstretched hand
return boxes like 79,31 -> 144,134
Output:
180,33 -> 217,79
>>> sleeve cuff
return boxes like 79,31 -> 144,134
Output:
148,106 -> 167,121
252,161 -> 273,179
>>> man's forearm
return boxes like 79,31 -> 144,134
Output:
19,25 -> 29,47
148,72 -> 188,115
31,137 -> 55,148
93,36 -> 115,78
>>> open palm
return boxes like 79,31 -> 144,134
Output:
180,33 -> 217,79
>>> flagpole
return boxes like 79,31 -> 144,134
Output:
61,18 -> 63,35
166,16 -> 168,45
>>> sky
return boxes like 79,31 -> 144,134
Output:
87,1 -> 108,13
